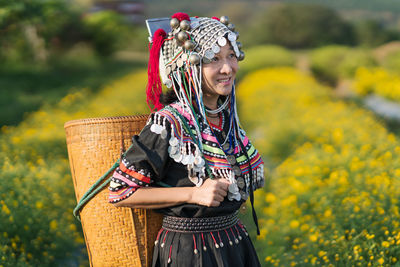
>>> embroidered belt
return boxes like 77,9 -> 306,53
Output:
162,211 -> 239,233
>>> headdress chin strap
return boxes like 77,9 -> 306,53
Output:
146,28 -> 166,111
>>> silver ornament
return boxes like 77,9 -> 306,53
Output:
220,16 -> 229,25
164,79 -> 172,88
170,18 -> 179,29
202,57 -> 211,64
177,58 -> 183,68
180,20 -> 191,31
184,40 -> 195,51
169,137 -> 179,146
238,51 -> 245,61
182,53 -> 188,61
177,31 -> 188,42
236,41 -> 242,50
227,32 -> 236,42
212,44 -> 220,54
165,66 -> 171,75
233,166 -> 242,176
237,177 -> 245,188
227,23 -> 235,31
218,36 -> 227,46
227,155 -> 236,165
204,49 -> 214,60
235,31 -> 239,39
189,53 -> 200,65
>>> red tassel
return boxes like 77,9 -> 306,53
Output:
171,12 -> 190,22
146,28 -> 166,111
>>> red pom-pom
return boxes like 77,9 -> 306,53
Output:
146,28 -> 166,111
171,12 -> 190,22
212,16 -> 220,21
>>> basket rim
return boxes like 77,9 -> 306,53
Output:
64,114 -> 150,129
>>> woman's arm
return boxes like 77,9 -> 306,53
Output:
113,178 -> 230,209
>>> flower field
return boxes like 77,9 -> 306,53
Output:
238,68 -> 400,266
1,66 -> 400,266
352,67 -> 400,102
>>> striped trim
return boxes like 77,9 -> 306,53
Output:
119,162 -> 151,184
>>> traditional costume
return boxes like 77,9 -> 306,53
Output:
108,12 -> 264,267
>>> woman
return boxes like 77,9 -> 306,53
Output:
108,12 -> 264,267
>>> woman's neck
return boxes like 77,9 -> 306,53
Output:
202,93 -> 219,110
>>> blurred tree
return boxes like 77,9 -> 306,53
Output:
0,0 -> 73,64
354,19 -> 400,47
249,3 -> 355,48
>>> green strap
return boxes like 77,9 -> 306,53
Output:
73,144 -> 171,221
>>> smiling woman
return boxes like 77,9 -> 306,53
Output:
108,12 -> 264,267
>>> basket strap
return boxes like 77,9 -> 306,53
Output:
73,144 -> 171,221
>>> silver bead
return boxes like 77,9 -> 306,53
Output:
215,243 -> 219,248
236,41 -> 242,50
177,31 -> 188,42
180,20 -> 191,31
227,23 -> 235,31
235,238 -> 239,244
161,242 -> 165,248
238,51 -> 245,61
229,240 -> 233,246
194,248 -> 198,254
170,18 -> 179,29
154,240 -> 159,245
220,242 -> 224,247
168,258 -> 171,263
220,16 -> 229,25
189,53 -> 200,65
184,40 -> 195,51
203,245 -> 207,251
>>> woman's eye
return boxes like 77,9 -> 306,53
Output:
211,57 -> 218,62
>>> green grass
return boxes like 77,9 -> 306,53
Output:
0,56 -> 147,126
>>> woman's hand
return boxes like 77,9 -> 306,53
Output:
189,178 -> 230,207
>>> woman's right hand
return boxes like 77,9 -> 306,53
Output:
189,178 -> 230,207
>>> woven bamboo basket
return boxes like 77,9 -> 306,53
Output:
64,115 -> 163,267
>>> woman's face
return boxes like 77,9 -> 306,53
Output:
201,41 -> 238,98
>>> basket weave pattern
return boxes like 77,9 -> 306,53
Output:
65,116 -> 163,267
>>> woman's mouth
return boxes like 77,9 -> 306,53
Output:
217,77 -> 231,85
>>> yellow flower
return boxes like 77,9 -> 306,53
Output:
50,220 -> 58,230
382,241 -> 390,248
290,220 -> 300,229
378,258 -> 384,264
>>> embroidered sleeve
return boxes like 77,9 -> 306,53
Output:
108,115 -> 171,204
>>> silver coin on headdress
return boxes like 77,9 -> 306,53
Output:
217,36 -> 227,47
204,49 -> 214,60
177,58 -> 183,68
212,44 -> 220,54
227,32 -> 236,42
182,53 -> 188,61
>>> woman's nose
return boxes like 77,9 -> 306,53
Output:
220,60 -> 233,74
